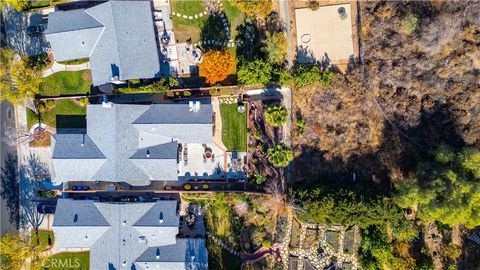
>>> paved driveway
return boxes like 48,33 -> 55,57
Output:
4,6 -> 52,56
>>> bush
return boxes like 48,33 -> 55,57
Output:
202,184 -> 209,190
184,184 -> 192,190
261,32 -> 287,64
37,104 -> 46,113
183,91 -> 192,97
319,69 -> 335,87
444,245 -> 462,260
294,64 -> 320,89
262,239 -> 272,248
45,100 -> 55,109
400,14 -> 419,35
128,79 -> 141,84
168,76 -> 179,88
252,130 -> 262,140
209,88 -> 218,96
255,174 -> 266,185
231,0 -> 272,17
296,118 -> 306,135
237,59 -> 272,86
78,97 -> 89,107
307,0 -> 320,10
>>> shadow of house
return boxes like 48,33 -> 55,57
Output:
55,115 -> 86,132
200,12 -> 230,51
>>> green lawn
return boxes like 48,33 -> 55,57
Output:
171,0 -> 244,43
220,103 -> 247,152
27,100 -> 86,129
57,58 -> 89,65
39,70 -> 92,97
32,230 -> 54,250
42,252 -> 89,270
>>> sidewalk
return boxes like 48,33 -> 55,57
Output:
42,61 -> 90,77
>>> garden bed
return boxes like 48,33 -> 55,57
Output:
290,219 -> 302,249
326,230 -> 340,252
39,70 -> 92,97
303,228 -> 319,250
207,238 -> 242,270
220,102 -> 247,152
343,229 -> 355,255
32,230 -> 54,250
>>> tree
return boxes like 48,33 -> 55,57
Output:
237,59 -> 272,86
0,0 -> 28,11
199,50 -> 234,85
293,64 -> 320,89
400,13 -> 419,35
264,104 -> 288,127
0,231 -> 45,270
261,32 -> 287,64
394,145 -> 480,228
231,0 -> 272,17
0,48 -> 42,105
267,144 -> 293,168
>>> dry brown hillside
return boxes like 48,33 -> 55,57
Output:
293,1 -> 480,185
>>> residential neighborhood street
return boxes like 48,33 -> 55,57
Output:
0,100 -> 16,234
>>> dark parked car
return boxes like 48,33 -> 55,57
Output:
72,185 -> 90,191
27,24 -> 47,36
37,203 -> 56,214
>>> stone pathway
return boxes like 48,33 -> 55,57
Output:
280,213 -> 293,269
207,232 -> 241,257
170,0 -> 245,48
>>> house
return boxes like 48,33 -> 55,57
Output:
51,103 -> 213,186
52,199 -> 208,270
45,0 -> 161,89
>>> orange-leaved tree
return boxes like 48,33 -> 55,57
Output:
199,50 -> 234,85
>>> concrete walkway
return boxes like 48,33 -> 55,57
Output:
42,61 -> 90,77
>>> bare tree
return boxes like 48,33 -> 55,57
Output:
3,126 -> 34,147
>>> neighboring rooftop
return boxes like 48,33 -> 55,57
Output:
53,199 -> 208,270
295,4 -> 354,63
45,0 -> 161,86
51,103 -> 213,185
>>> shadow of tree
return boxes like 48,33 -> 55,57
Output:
19,153 -> 51,232
235,17 -> 260,60
0,153 -> 19,228
200,12 -> 230,51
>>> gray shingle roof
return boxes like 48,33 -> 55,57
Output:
133,200 -> 179,227
51,103 -> 213,185
135,239 -> 208,267
52,199 -> 207,270
53,199 -> 109,226
45,9 -> 103,34
45,0 -> 161,86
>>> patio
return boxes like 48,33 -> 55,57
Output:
178,143 -> 226,181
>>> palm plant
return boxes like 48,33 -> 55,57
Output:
267,144 -> 293,168
264,104 -> 288,127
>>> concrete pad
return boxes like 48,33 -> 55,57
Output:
295,4 -> 354,63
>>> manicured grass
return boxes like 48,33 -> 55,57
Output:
171,0 -> 244,43
28,100 -> 86,129
171,0 -> 205,15
32,230 -> 54,250
220,103 -> 247,152
42,252 -> 89,270
39,70 -> 92,97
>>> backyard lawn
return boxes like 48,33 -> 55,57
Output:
27,100 -> 86,129
42,251 -> 89,270
170,0 -> 244,43
220,103 -> 247,152
32,230 -> 54,250
39,70 -> 92,97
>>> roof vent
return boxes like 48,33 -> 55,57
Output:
159,212 -> 164,224
122,220 -> 126,226
146,150 -> 150,158
73,214 -> 78,223
189,101 -> 201,113
156,248 -> 160,259
85,235 -> 88,240
122,261 -> 126,266
138,236 -> 147,243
